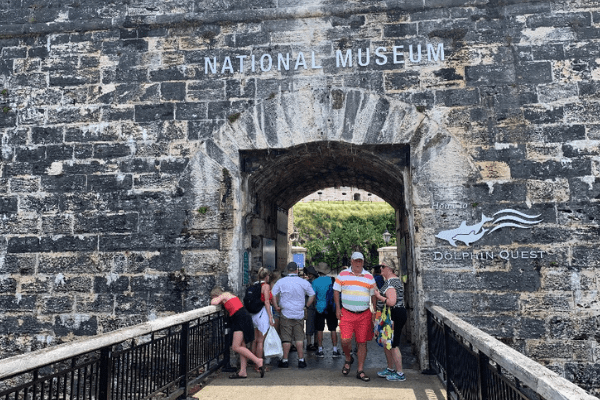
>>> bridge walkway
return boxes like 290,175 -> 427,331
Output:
194,332 -> 447,400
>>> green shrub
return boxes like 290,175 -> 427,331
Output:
293,201 -> 395,269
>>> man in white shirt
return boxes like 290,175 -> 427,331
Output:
272,262 -> 315,368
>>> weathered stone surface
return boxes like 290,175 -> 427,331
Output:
0,1 -> 599,395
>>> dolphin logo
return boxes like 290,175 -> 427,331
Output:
434,209 -> 543,247
435,214 -> 493,247
453,229 -> 488,246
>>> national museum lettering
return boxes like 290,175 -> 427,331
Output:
203,43 -> 445,75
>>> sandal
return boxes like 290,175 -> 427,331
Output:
341,356 -> 354,376
254,365 -> 269,373
356,370 -> 370,382
229,372 -> 247,379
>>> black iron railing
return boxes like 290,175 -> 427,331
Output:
425,303 -> 597,400
0,306 -> 229,400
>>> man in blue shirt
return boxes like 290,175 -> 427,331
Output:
311,264 -> 340,358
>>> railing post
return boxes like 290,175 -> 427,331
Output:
178,322 -> 190,400
222,317 -> 237,373
98,346 -> 113,400
426,310 -> 433,370
478,351 -> 489,400
443,323 -> 453,397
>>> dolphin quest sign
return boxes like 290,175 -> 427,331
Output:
435,209 -> 543,247
431,208 -> 546,261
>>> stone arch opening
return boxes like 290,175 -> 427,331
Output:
187,87 -> 470,369
241,141 -> 409,210
239,140 -> 417,349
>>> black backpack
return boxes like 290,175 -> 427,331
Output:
325,283 -> 335,314
243,283 -> 263,314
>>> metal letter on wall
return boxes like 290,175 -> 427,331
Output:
263,238 -> 276,271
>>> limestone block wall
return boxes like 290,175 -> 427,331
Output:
0,0 -> 599,394
300,187 -> 385,202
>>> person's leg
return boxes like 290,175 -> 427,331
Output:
314,312 -> 326,353
354,310 -> 374,380
326,313 -> 339,349
231,332 -> 263,376
279,316 -> 292,366
390,307 -> 407,374
254,330 -> 265,360
391,347 -> 403,373
339,311 -> 354,363
341,337 -> 352,359
384,347 -> 394,369
251,328 -> 259,356
356,341 -> 367,372
282,341 -> 291,359
293,319 -> 306,361
377,347 -> 396,378
296,340 -> 305,359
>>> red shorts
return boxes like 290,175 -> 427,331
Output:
339,308 -> 373,343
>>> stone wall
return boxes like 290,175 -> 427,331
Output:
300,187 -> 385,202
0,0 -> 599,394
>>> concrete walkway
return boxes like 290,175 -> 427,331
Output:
194,332 -> 447,400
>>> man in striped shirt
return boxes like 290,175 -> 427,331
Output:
333,252 -> 377,382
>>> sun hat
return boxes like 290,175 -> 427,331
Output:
315,263 -> 331,275
304,265 -> 318,277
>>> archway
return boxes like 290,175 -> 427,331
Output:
186,86 -> 475,369
239,140 -> 417,358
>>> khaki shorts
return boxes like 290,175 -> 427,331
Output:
280,315 -> 305,343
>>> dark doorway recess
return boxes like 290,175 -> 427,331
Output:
239,141 -> 416,355
240,141 -> 410,210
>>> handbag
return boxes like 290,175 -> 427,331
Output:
375,305 -> 393,350
263,327 -> 283,359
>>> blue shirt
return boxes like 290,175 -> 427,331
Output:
312,276 -> 332,314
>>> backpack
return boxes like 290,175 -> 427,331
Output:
325,283 -> 335,314
243,283 -> 263,314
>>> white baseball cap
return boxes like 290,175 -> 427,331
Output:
351,252 -> 364,260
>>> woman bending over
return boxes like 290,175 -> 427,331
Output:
210,287 -> 265,379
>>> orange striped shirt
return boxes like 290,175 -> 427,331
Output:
333,268 -> 376,312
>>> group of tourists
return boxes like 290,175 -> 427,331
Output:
209,251 -> 407,382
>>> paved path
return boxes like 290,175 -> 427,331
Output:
194,332 -> 447,400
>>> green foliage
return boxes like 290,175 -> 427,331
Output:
197,206 -> 208,214
293,201 -> 396,270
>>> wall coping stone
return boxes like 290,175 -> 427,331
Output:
426,303 -> 598,400
0,305 -> 220,380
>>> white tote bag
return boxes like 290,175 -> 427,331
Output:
263,327 -> 283,359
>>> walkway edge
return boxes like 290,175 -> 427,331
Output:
426,303 -> 598,400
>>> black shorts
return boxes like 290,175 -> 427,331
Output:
390,306 -> 407,349
230,308 -> 255,344
315,309 -> 338,332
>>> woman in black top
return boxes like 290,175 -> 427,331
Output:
373,263 -> 407,382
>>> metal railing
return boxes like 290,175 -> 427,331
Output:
0,306 -> 229,400
426,302 -> 598,400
